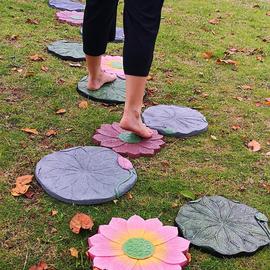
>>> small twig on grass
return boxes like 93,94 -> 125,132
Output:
22,248 -> 29,270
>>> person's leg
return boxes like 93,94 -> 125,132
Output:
120,0 -> 164,138
83,0 -> 119,90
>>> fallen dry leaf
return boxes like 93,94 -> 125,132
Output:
126,192 -> 133,200
146,75 -> 153,81
241,85 -> 253,90
29,261 -> 48,270
46,129 -> 57,137
216,58 -> 237,65
202,51 -> 213,59
78,100 -> 89,109
69,213 -> 94,234
256,55 -> 264,62
21,128 -> 39,135
56,108 -> 66,115
26,18 -> 39,25
69,247 -> 79,258
51,210 -> 58,216
266,11 -> 270,16
69,62 -> 82,67
231,125 -> 241,131
41,66 -> 49,72
11,175 -> 34,196
247,140 -> 261,152
30,54 -> 45,61
211,135 -> 218,141
208,18 -> 220,25
24,190 -> 35,199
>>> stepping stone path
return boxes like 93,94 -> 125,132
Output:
49,0 -> 85,11
175,196 -> 270,256
47,40 -> 84,61
77,76 -> 126,104
101,55 -> 125,80
92,123 -> 165,158
56,10 -> 84,26
35,146 -> 137,205
142,105 -> 208,137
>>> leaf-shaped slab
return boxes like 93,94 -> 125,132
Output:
175,196 -> 270,256
35,146 -> 137,205
77,76 -> 126,104
142,105 -> 208,137
47,40 -> 85,61
48,0 -> 85,11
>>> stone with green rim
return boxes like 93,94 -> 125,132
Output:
123,238 -> 154,260
118,132 -> 142,144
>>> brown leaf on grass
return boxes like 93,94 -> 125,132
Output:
56,108 -> 66,115
21,128 -> 39,135
266,11 -> 270,16
11,175 -> 33,196
146,75 -> 153,81
126,192 -> 133,200
69,247 -> 79,258
51,210 -> 58,216
29,261 -> 48,270
46,129 -> 57,137
208,18 -> 220,25
41,66 -> 49,72
231,125 -> 241,131
24,190 -> 35,199
26,18 -> 39,25
69,62 -> 82,67
69,213 -> 94,234
78,100 -> 89,109
202,51 -> 213,59
247,140 -> 261,152
256,55 -> 264,62
216,58 -> 238,65
260,182 -> 270,193
30,54 -> 45,61
241,85 -> 253,90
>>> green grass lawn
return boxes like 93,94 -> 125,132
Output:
0,0 -> 270,269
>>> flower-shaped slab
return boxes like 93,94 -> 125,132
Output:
88,215 -> 191,270
35,146 -> 137,205
92,123 -> 165,158
49,0 -> 85,11
77,76 -> 126,104
56,10 -> 84,26
101,55 -> 125,80
175,196 -> 270,256
142,105 -> 208,137
47,40 -> 85,61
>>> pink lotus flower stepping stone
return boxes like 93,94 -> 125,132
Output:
49,0 -> 85,11
92,123 -> 165,158
56,10 -> 84,26
101,55 -> 125,80
88,215 -> 191,270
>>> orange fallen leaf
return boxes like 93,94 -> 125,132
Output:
26,18 -> 39,25
247,140 -> 261,152
56,108 -> 66,115
21,128 -> 39,135
29,261 -> 48,270
30,54 -> 45,61
202,51 -> 213,59
256,55 -> 264,62
146,75 -> 153,81
69,213 -> 94,234
216,58 -> 238,65
78,100 -> 89,109
51,210 -> 58,216
126,192 -> 133,200
208,18 -> 220,25
41,66 -> 49,72
11,175 -> 34,196
241,85 -> 252,90
69,247 -> 79,258
231,125 -> 241,130
266,11 -> 270,16
46,129 -> 57,137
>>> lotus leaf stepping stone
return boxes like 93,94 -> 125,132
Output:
142,105 -> 208,137
92,123 -> 165,158
175,196 -> 270,256
47,40 -> 85,61
35,146 -> 137,205
48,0 -> 85,11
56,10 -> 84,26
77,76 -> 126,104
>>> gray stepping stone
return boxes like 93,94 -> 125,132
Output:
48,0 -> 85,11
47,40 -> 85,61
175,196 -> 270,256
142,105 -> 208,137
77,76 -> 126,104
35,146 -> 137,205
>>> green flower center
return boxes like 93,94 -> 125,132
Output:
123,238 -> 154,259
118,132 -> 142,144
111,61 -> 123,69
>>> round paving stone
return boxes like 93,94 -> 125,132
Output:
142,105 -> 208,137
175,196 -> 270,256
56,10 -> 84,26
48,0 -> 85,11
35,146 -> 137,205
77,76 -> 126,104
47,40 -> 85,61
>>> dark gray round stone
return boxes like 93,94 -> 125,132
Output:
77,76 -> 126,104
48,0 -> 85,11
175,196 -> 270,256
35,146 -> 137,205
142,105 -> 208,137
47,40 -> 85,61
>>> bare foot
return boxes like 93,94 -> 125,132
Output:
87,71 -> 117,90
120,111 -> 153,139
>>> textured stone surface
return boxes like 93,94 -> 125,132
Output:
176,196 -> 270,256
142,105 -> 208,137
77,76 -> 126,104
47,40 -> 85,61
101,55 -> 125,80
35,146 -> 137,205
49,0 -> 85,11
56,10 -> 84,26
113,27 -> 125,43
92,123 -> 165,158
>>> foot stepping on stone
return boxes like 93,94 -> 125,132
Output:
175,196 -> 270,256
47,40 -> 85,61
56,10 -> 84,26
92,123 -> 165,158
142,105 -> 208,137
35,146 -> 137,205
48,0 -> 85,11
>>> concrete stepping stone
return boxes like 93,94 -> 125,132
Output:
48,0 -> 85,11
175,196 -> 270,256
47,40 -> 85,61
35,146 -> 137,205
142,105 -> 208,137
56,10 -> 84,26
92,123 -> 165,158
101,55 -> 125,80
77,76 -> 126,104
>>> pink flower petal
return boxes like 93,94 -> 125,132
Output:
151,226 -> 178,245
139,147 -> 155,156
144,218 -> 163,232
138,141 -> 162,150
112,122 -> 125,133
108,255 -> 137,270
93,257 -> 113,269
109,217 -> 128,233
127,215 -> 145,237
165,237 -> 190,253
100,138 -> 125,148
113,144 -> 141,157
118,156 -> 134,170
89,243 -> 123,257
98,124 -> 120,137
138,257 -> 179,270
88,233 -> 111,247
99,224 -> 129,244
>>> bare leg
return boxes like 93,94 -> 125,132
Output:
86,55 -> 116,90
120,75 -> 153,138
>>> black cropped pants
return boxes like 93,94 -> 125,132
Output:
83,0 -> 164,77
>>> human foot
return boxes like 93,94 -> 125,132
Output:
120,112 -> 153,139
87,71 -> 117,90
